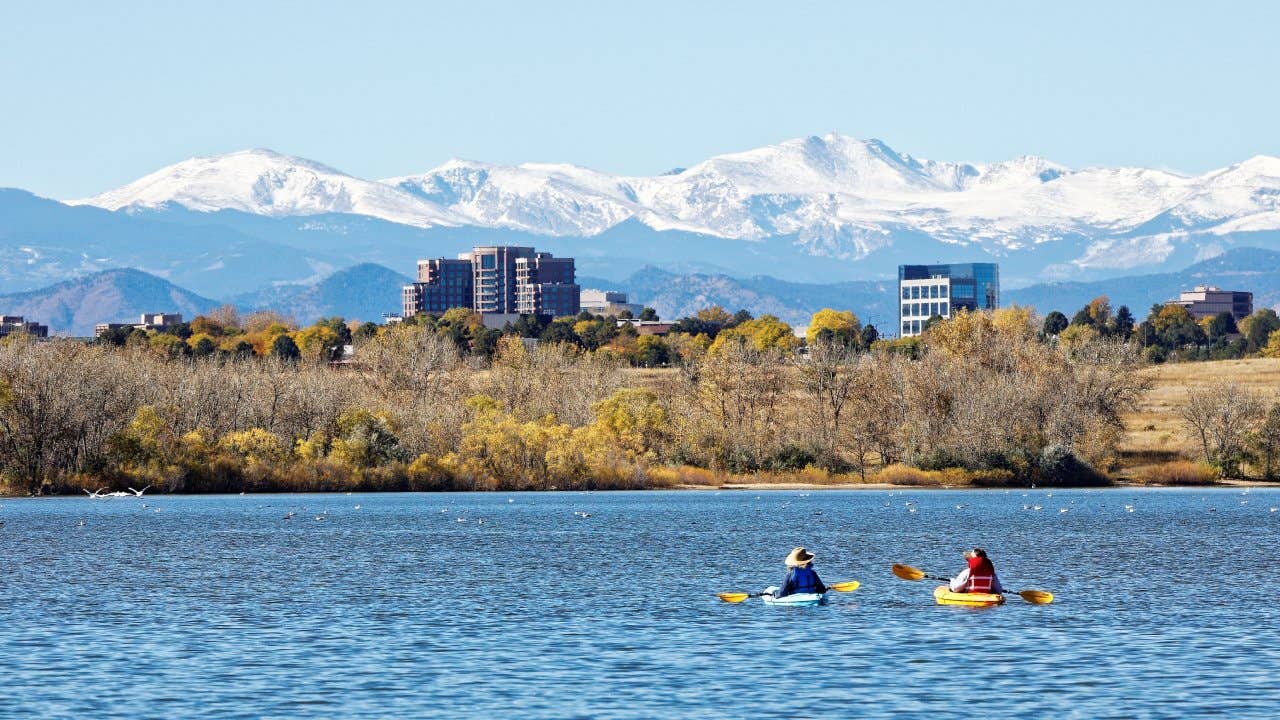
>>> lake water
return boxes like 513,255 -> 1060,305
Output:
2,488 -> 1278,719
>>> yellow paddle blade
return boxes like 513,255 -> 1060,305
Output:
1018,589 -> 1054,605
892,564 -> 926,581
717,592 -> 750,603
828,580 -> 860,592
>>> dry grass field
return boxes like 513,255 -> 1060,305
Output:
1117,358 -> 1280,477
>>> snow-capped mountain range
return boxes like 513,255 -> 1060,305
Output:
71,134 -> 1280,277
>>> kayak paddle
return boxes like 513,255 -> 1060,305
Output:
717,580 -> 861,603
891,563 -> 1054,605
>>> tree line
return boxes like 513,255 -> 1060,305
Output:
0,305 -> 1158,495
1039,296 -> 1280,362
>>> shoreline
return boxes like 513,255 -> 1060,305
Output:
6,479 -> 1279,498
693,479 -> 1280,491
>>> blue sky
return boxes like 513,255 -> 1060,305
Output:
2,0 -> 1278,199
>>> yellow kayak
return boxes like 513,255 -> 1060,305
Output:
934,585 -> 1005,607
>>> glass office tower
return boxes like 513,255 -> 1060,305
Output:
897,263 -> 999,337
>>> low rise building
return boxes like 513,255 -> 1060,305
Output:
94,312 -> 184,338
0,316 -> 49,338
617,319 -> 673,336
1172,286 -> 1253,321
580,289 -> 643,317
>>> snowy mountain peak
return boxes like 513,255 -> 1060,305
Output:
67,135 -> 1280,276
71,149 -> 463,228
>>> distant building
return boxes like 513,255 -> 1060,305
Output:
617,319 -> 673,336
1172,286 -> 1252,321
581,289 -> 643,317
0,316 -> 49,338
403,257 -> 474,316
515,252 -> 579,317
402,246 -> 580,319
94,312 -> 184,338
897,263 -> 999,337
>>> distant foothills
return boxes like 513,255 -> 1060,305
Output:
0,247 -> 1277,336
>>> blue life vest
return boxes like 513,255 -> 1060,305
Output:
778,566 -> 825,597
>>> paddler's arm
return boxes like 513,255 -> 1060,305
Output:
948,568 -> 969,593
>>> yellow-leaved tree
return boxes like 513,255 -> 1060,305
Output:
1264,329 -> 1280,359
805,309 -> 860,346
710,315 -> 800,354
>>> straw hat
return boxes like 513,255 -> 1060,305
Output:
785,547 -> 815,567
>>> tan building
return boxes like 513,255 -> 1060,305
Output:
1172,286 -> 1252,321
580,289 -> 643,316
94,313 -> 184,338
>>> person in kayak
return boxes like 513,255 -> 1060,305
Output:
774,547 -> 827,597
949,547 -> 1004,594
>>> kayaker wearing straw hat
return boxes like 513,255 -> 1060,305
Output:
949,548 -> 1004,594
773,547 -> 828,598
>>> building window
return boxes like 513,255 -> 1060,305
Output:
929,285 -> 938,299
940,285 -> 948,298
912,320 -> 920,334
902,321 -> 911,335
911,286 -> 920,299
902,303 -> 909,317
902,288 -> 909,300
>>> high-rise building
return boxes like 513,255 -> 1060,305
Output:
402,257 -> 474,317
402,246 -> 580,319
1172,286 -> 1252,321
515,253 -> 580,317
897,263 -> 999,337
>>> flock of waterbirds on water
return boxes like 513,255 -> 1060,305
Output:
0,487 -> 1275,530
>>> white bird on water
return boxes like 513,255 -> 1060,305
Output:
283,512 -> 296,519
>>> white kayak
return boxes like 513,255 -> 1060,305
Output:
760,586 -> 827,606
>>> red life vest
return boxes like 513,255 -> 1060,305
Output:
966,556 -> 996,593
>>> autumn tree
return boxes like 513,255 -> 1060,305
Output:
805,309 -> 861,347
1180,381 -> 1267,478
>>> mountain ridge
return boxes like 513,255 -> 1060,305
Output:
63,134 -> 1280,282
